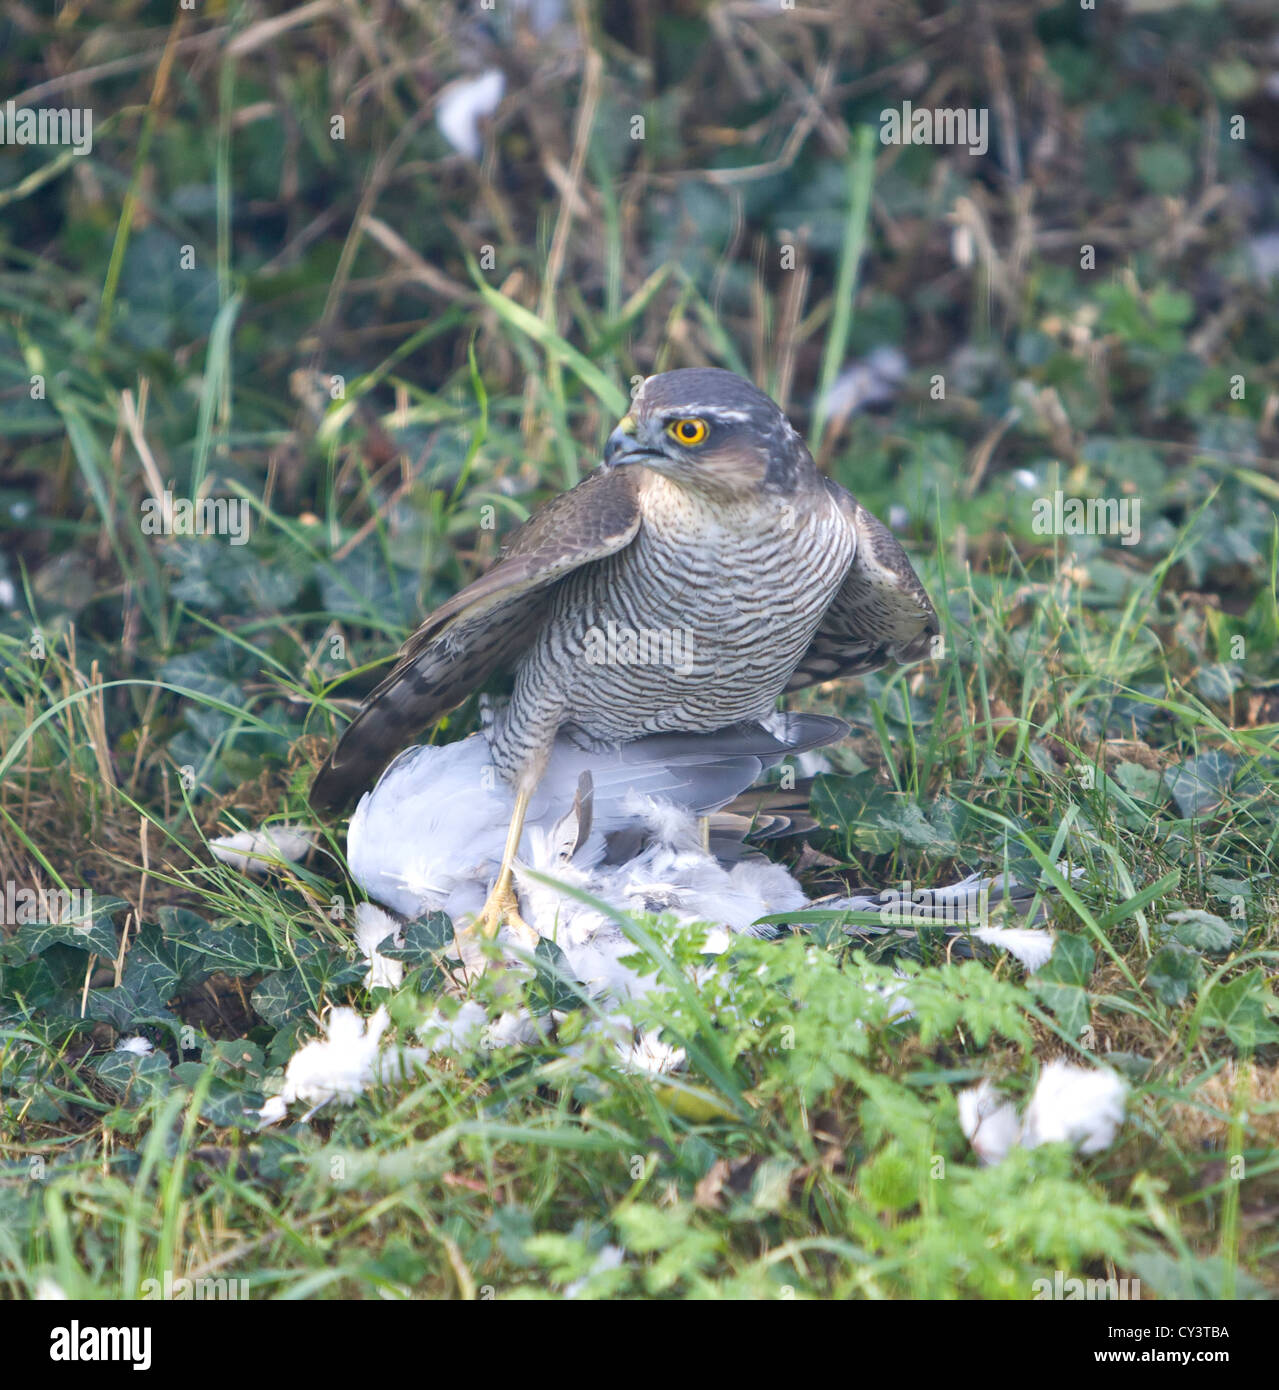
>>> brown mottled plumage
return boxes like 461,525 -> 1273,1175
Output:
310,467 -> 644,811
313,369 -> 937,812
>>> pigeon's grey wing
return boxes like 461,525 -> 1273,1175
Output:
310,466 -> 644,811
534,715 -> 849,823
615,713 -> 848,765
716,780 -> 822,839
533,747 -> 764,827
786,478 -> 939,691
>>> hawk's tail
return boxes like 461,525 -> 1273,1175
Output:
309,692 -> 427,813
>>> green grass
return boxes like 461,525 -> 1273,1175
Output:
1,0 -> 1278,1301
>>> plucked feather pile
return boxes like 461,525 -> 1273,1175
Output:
341,720 -> 1058,1082
346,714 -> 844,925
245,720 -> 1111,1159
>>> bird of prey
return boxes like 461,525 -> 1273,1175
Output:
312,367 -> 938,953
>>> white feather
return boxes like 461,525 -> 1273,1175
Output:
959,1062 -> 1128,1165
278,1006 -> 392,1107
958,1080 -> 1023,1166
436,69 -> 505,159
1022,1061 -> 1128,1155
972,926 -> 1057,972
210,825 -> 314,876
352,902 -> 405,990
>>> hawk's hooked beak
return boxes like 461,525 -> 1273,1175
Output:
603,413 -> 650,467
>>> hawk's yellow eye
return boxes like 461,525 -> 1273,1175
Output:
667,417 -> 709,446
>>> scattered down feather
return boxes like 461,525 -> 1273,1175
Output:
959,1061 -> 1129,1164
209,825 -> 315,876
256,1006 -> 433,1124
436,69 -> 505,159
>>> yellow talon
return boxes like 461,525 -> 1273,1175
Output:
459,879 -> 539,953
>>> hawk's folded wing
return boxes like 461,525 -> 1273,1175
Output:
310,465 -> 643,811
786,478 -> 939,692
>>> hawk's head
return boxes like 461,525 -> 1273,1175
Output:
603,369 -> 817,498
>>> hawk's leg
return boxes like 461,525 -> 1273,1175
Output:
456,778 -> 540,969
461,693 -> 561,971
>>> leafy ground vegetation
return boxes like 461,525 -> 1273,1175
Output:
1,0 -> 1278,1300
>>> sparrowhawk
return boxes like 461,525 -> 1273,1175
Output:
312,367 -> 939,948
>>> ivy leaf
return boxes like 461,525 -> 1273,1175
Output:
378,911 -> 454,996
170,1061 -> 265,1126
153,910 -> 226,990
529,938 -> 592,1016
166,541 -> 304,612
202,1039 -> 268,1079
1111,761 -> 1167,805
379,912 -> 454,963
187,917 -> 282,977
250,946 -> 365,1029
125,921 -> 203,1004
873,797 -> 965,854
1,949 -> 94,1022
1145,943 -> 1202,1007
1164,752 -> 1235,818
319,546 -> 418,625
81,917 -> 213,1030
1159,909 -> 1235,954
84,941 -> 188,1030
90,1049 -> 173,1106
1031,934 -> 1094,1037
159,643 -> 249,706
810,771 -> 880,825
6,899 -> 124,961
84,984 -> 176,1032
198,1075 -> 265,1128
812,776 -> 963,856
233,554 -> 305,611
1193,664 -> 1240,703
1207,874 -> 1254,907
249,971 -> 309,1030
1198,970 -> 1279,1050
166,543 -> 225,608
